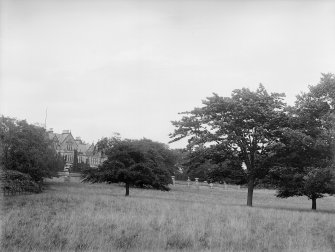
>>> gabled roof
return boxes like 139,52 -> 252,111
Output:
64,133 -> 78,148
48,130 -> 102,156
77,143 -> 91,154
57,133 -> 70,144
87,143 -> 95,153
48,132 -> 57,140
47,133 -> 61,145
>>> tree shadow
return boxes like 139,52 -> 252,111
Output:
133,194 -> 335,214
253,204 -> 335,214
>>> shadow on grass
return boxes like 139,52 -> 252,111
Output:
253,204 -> 335,214
133,194 -> 335,214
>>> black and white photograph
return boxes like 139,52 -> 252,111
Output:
1,0 -> 335,251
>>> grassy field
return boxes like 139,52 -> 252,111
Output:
1,179 -> 335,252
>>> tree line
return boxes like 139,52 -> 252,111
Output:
170,73 -> 335,209
1,73 -> 334,210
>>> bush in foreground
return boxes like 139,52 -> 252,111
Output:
1,169 -> 41,194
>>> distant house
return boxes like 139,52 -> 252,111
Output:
47,129 -> 107,168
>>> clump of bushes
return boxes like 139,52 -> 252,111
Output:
1,116 -> 63,185
2,169 -> 42,195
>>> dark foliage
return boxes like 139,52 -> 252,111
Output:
180,145 -> 246,184
72,149 -> 79,171
270,166 -> 335,199
2,169 -> 42,194
170,84 -> 287,206
1,116 -> 63,183
82,138 -> 174,195
269,73 -> 335,209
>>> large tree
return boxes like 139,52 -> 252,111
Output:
82,138 -> 174,196
170,84 -> 287,206
269,74 -> 335,209
0,116 -> 63,183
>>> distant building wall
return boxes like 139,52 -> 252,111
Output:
47,129 -> 107,169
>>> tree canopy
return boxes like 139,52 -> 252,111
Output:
269,73 -> 335,209
0,116 -> 63,184
82,138 -> 175,196
170,84 -> 287,206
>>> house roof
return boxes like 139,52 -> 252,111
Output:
48,132 -> 57,140
57,133 -> 70,144
48,130 -> 101,156
77,143 -> 91,154
87,144 -> 95,154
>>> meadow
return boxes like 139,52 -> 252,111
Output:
1,179 -> 335,252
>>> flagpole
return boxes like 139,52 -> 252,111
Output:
44,107 -> 48,129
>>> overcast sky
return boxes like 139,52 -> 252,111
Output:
1,0 -> 335,148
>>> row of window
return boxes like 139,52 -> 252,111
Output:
64,154 -> 74,163
63,154 -> 101,165
78,156 -> 86,163
90,158 -> 99,165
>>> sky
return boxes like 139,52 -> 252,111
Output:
1,0 -> 335,149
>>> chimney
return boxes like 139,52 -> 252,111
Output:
48,128 -> 53,133
62,130 -> 70,134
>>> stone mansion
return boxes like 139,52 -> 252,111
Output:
47,129 -> 107,168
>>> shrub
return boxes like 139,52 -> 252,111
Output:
2,169 -> 41,194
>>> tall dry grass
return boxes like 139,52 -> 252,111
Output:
1,180 -> 335,251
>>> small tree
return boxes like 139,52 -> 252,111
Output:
271,166 -> 335,210
82,138 -> 173,196
269,74 -> 335,210
303,167 -> 335,209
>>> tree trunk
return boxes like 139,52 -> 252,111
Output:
125,183 -> 130,196
312,197 -> 316,210
247,176 -> 255,207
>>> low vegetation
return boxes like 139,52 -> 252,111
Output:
1,170 -> 42,195
2,180 -> 335,251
